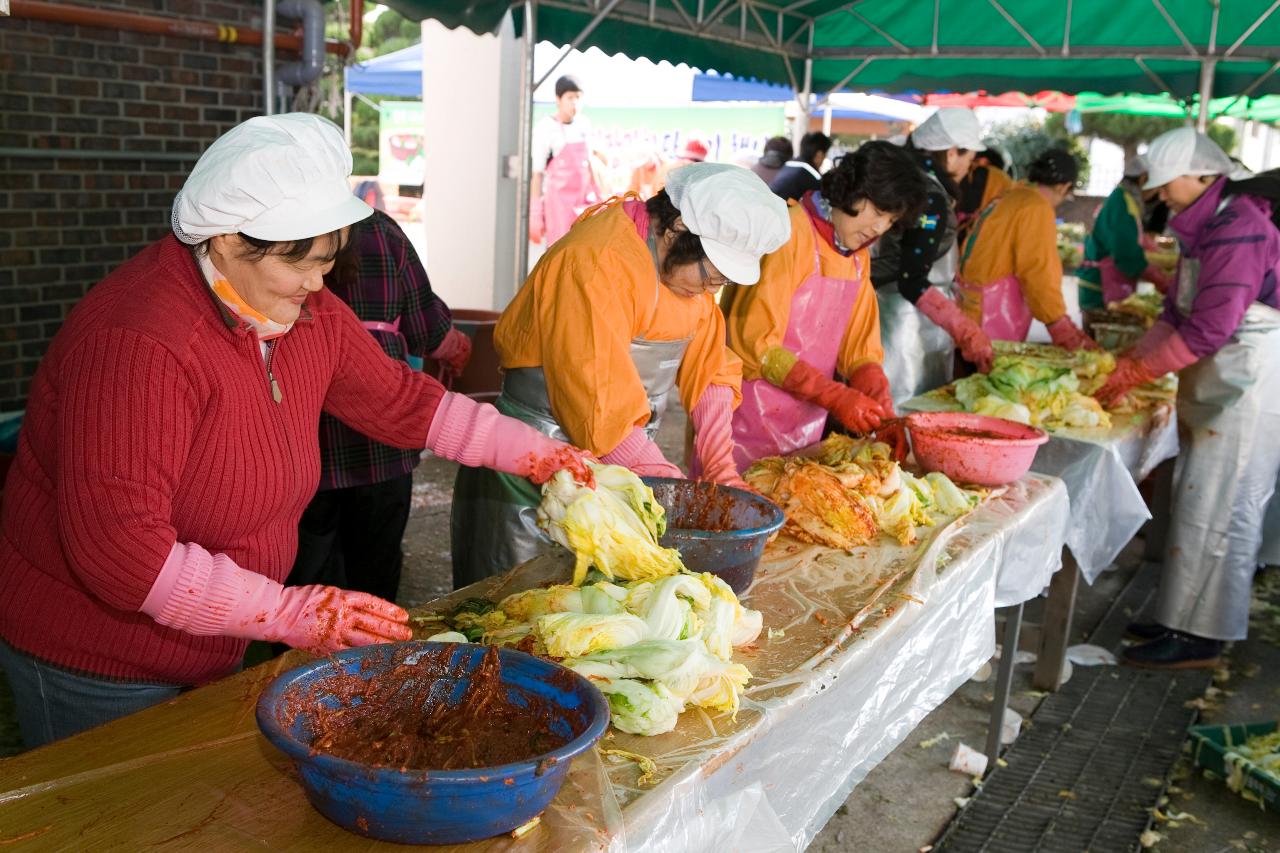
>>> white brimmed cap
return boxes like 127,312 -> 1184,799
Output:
172,112 -> 372,244
1123,154 -> 1149,178
1143,127 -> 1232,190
664,163 -> 790,285
912,108 -> 987,152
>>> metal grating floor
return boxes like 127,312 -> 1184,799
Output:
934,565 -> 1212,853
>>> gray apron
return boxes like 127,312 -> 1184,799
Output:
450,237 -> 692,589
876,245 -> 958,405
1154,294 -> 1280,640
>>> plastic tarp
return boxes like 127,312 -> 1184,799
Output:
345,44 -> 423,97
906,395 -> 1179,583
0,475 -> 1066,852
384,1 -> 1280,100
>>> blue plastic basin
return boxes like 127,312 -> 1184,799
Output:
642,478 -> 785,595
256,642 -> 609,845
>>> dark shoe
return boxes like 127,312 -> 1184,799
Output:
1125,621 -> 1171,642
1122,631 -> 1222,670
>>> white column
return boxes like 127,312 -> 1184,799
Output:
420,18 -> 519,311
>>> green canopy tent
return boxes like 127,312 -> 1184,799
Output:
1075,91 -> 1280,121
384,0 -> 1280,277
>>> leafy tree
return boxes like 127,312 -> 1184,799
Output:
984,118 -> 1090,184
320,2 -> 421,175
1044,112 -> 1237,161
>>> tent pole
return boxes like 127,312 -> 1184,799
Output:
1196,58 -> 1216,131
515,0 -> 535,290
343,86 -> 353,146
793,23 -> 813,150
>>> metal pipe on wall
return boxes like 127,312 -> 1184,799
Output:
8,0 -> 351,55
1197,58 -> 1217,131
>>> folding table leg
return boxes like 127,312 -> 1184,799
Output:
985,602 -> 1024,773
1033,550 -> 1080,691
1143,458 -> 1175,563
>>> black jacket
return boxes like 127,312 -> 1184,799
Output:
769,162 -> 823,202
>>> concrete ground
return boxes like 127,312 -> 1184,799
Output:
0,407 -> 1275,853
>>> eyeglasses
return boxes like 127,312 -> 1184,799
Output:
697,258 -> 734,289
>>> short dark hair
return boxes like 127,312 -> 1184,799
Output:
195,229 -> 352,268
980,148 -> 1005,170
645,190 -> 707,275
799,132 -> 832,166
555,76 -> 582,98
822,140 -> 929,226
764,136 -> 794,158
1028,148 -> 1079,186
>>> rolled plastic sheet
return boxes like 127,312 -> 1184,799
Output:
906,393 -> 1178,583
0,477 -> 1066,852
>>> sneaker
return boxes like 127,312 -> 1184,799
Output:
1122,631 -> 1223,670
1125,621 -> 1171,642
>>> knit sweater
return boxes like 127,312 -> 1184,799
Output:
0,235 -> 445,685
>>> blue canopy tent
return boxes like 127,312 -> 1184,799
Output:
346,45 -> 423,97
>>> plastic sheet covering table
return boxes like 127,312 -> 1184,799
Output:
0,477 -> 1065,853
906,395 -> 1178,583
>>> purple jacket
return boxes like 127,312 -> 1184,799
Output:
1163,176 -> 1280,357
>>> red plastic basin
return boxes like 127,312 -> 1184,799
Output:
905,412 -> 1049,487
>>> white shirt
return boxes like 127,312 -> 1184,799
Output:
532,114 -> 594,174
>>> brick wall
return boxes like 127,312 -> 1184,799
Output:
0,1 -> 273,410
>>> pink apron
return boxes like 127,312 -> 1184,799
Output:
953,274 -> 1034,342
730,217 -> 864,471
543,137 -> 599,247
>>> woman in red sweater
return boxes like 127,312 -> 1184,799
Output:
0,113 -> 591,749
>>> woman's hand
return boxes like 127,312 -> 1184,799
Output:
269,586 -> 414,655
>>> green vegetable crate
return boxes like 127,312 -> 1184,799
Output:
1187,721 -> 1280,812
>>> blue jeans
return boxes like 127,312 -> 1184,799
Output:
0,638 -> 182,750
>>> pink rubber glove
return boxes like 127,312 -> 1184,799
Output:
141,542 -> 413,655
1126,320 -> 1176,360
1047,316 -> 1100,351
602,426 -> 683,479
916,286 -> 994,372
429,327 -> 472,381
427,392 -> 594,485
1096,327 -> 1196,407
529,198 -> 546,244
690,384 -> 747,489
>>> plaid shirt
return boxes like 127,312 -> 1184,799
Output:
317,209 -> 453,490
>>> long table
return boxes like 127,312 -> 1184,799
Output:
0,475 -> 1067,852
905,393 -> 1179,693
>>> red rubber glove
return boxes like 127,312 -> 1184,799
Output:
690,384 -> 747,488
1096,326 -> 1196,407
847,363 -> 908,461
1047,316 -> 1100,351
429,327 -> 472,381
781,359 -> 885,434
1142,264 -> 1172,294
916,286 -> 994,372
426,392 -> 595,485
601,426 -> 683,479
141,543 -> 413,655
529,198 -> 546,244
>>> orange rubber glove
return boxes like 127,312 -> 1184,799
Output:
1047,316 -> 1100,351
781,358 -> 885,434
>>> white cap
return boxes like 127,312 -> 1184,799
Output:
664,163 -> 790,285
1142,127 -> 1233,190
912,108 -> 987,152
172,113 -> 372,245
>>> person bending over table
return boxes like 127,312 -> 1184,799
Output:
722,141 -> 929,468
451,164 -> 791,589
1097,128 -> 1280,669
953,149 -> 1100,369
0,114 -> 590,749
